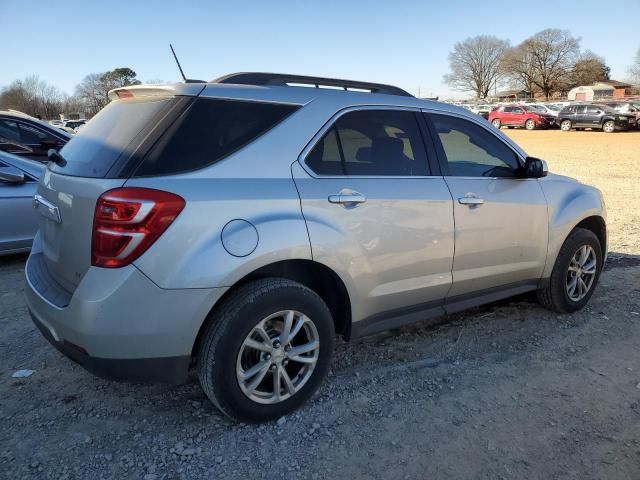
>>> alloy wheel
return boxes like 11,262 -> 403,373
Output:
561,120 -> 571,131
565,245 -> 597,302
236,310 -> 320,404
603,121 -> 615,133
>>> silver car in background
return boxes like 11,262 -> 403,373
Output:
25,73 -> 606,422
0,151 -> 44,255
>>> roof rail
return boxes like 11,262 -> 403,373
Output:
212,72 -> 413,97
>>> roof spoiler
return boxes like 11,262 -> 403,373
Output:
212,72 -> 413,97
107,83 -> 205,101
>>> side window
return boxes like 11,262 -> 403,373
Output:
305,109 -> 429,176
0,120 -> 21,143
429,114 -> 520,178
512,107 -> 523,114
17,123 -> 50,144
305,127 -> 343,175
503,106 -> 513,113
575,106 -> 587,114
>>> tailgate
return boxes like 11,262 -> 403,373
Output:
35,169 -> 125,292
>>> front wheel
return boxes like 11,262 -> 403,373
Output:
560,119 -> 572,131
602,120 -> 615,133
198,278 -> 335,422
537,228 -> 603,313
491,119 -> 501,129
525,119 -> 536,130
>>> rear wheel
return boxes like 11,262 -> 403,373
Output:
198,278 -> 335,422
525,119 -> 536,130
602,120 -> 615,133
491,119 -> 501,129
560,119 -> 572,131
537,228 -> 603,313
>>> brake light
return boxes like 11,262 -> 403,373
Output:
92,188 -> 185,268
115,90 -> 134,99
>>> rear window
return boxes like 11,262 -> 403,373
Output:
134,98 -> 299,177
51,96 -> 175,177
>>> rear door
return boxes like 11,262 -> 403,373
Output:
510,106 -> 526,126
425,112 -> 548,298
574,105 -> 588,127
293,107 -> 454,323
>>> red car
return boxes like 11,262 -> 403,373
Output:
488,104 -> 555,130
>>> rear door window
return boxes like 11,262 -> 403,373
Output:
135,98 -> 299,177
305,109 -> 429,176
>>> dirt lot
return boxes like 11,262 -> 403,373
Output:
1,130 -> 639,480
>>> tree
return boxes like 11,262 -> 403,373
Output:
444,35 -> 509,99
75,67 -> 141,116
629,47 -> 640,85
0,76 -> 67,118
503,29 -> 581,100
570,51 -> 610,87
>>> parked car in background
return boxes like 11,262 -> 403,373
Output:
489,104 -> 555,130
532,104 -> 559,118
469,104 -> 492,119
26,73 -> 607,422
0,111 -> 71,161
557,104 -> 635,132
0,150 -> 44,255
62,119 -> 87,132
596,101 -> 640,129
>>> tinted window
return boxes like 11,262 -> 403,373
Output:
52,96 -> 176,177
306,109 -> 428,176
575,106 -> 587,114
429,114 -> 519,177
17,123 -> 50,144
503,106 -> 513,113
0,120 -> 21,143
512,107 -> 524,114
306,127 -> 343,175
136,98 -> 299,177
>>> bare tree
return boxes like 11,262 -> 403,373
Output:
444,35 -> 509,99
75,67 -> 141,116
0,76 -> 67,118
503,29 -> 581,100
628,47 -> 640,85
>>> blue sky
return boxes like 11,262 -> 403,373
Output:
2,0 -> 639,99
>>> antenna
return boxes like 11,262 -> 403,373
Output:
170,43 -> 187,82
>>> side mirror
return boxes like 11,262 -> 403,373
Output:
0,166 -> 25,183
521,157 -> 548,178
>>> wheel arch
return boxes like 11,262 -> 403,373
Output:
191,259 -> 353,359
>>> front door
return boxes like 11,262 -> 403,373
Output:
292,108 -> 455,324
425,112 -> 548,298
510,106 -> 526,126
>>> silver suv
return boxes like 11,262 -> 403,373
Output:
25,73 -> 606,421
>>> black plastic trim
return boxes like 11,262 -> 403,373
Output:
25,253 -> 72,308
351,280 -> 539,340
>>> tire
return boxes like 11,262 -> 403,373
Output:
537,228 -> 603,313
197,278 -> 335,422
525,119 -> 536,130
602,120 -> 615,133
560,119 -> 572,131
491,119 -> 501,129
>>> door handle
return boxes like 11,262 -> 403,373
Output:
328,192 -> 367,205
458,196 -> 484,206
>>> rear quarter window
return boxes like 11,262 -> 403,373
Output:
134,98 -> 300,177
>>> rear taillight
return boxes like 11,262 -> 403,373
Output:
92,187 -> 185,268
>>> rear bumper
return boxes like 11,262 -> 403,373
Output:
25,249 -> 228,383
30,311 -> 190,383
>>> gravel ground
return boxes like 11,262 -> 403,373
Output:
2,130 -> 639,479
